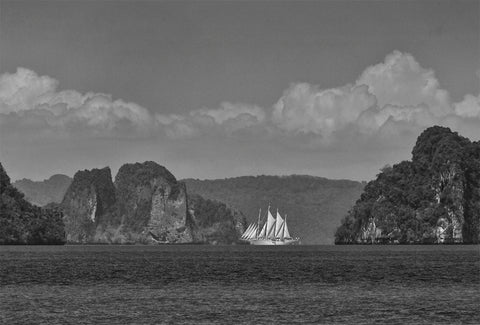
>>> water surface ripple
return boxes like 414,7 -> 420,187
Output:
0,245 -> 478,324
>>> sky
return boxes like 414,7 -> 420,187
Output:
0,0 -> 479,182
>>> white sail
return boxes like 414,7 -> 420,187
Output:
283,215 -> 291,238
242,224 -> 253,239
245,207 -> 299,245
256,208 -> 262,239
278,222 -> 285,240
258,221 -> 267,238
274,211 -> 284,238
266,209 -> 276,239
245,224 -> 253,239
247,224 -> 258,239
241,225 -> 249,239
245,224 -> 257,239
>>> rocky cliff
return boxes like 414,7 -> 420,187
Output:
13,174 -> 72,206
107,161 -> 193,243
61,167 -> 116,243
335,126 -> 480,244
61,161 -> 243,244
0,163 -> 65,244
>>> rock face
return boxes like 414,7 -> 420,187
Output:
0,163 -> 65,244
13,174 -> 72,206
61,167 -> 116,243
111,161 -> 192,243
335,126 -> 480,244
61,161 -> 242,244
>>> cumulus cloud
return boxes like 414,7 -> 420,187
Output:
356,50 -> 451,117
0,68 -> 155,137
1,51 -> 479,147
155,102 -> 266,139
193,102 -> 266,125
454,94 -> 480,118
0,67 -> 59,113
356,104 -> 438,135
270,50 -> 478,146
272,83 -> 376,140
0,68 -> 268,139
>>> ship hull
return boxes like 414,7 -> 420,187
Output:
249,238 -> 300,245
249,239 -> 276,245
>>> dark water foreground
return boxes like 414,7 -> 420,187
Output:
0,245 -> 479,324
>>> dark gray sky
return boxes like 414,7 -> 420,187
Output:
1,0 -> 479,181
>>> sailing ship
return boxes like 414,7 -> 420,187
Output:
241,206 -> 300,245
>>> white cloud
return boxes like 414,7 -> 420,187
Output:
155,102 -> 266,139
1,52 -> 479,183
454,94 -> 480,118
154,114 -> 199,139
0,68 -> 155,137
0,67 -> 58,113
272,83 -> 376,140
193,102 -> 265,125
270,51 -> 478,145
356,103 -> 439,136
0,68 -> 267,139
356,50 -> 451,117
1,51 -> 479,148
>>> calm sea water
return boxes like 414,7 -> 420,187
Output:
0,245 -> 479,324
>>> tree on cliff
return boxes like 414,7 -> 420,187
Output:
187,194 -> 246,244
335,126 -> 480,244
0,163 -> 65,244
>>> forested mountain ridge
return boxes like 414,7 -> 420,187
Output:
335,126 -> 480,244
13,172 -> 365,244
183,175 -> 365,244
13,174 -> 72,207
0,163 -> 65,244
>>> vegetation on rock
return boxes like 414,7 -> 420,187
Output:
335,126 -> 480,244
112,161 -> 182,233
0,163 -> 65,244
60,161 -> 243,244
187,194 -> 247,244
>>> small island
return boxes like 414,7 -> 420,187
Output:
335,126 -> 480,245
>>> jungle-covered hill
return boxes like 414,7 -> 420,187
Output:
183,176 -> 365,244
13,170 -> 365,244
0,163 -> 65,244
13,174 -> 72,207
335,126 -> 480,244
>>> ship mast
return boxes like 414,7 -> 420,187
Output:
256,208 -> 261,239
266,204 -> 276,239
284,214 -> 287,239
